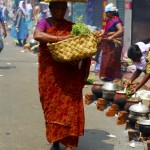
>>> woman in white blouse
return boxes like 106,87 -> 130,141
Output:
126,39 -> 150,94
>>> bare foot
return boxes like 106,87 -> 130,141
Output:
66,146 -> 72,150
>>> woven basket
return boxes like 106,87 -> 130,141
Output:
47,34 -> 98,62
39,0 -> 87,2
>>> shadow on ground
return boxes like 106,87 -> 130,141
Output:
0,65 -> 16,69
74,129 -> 114,150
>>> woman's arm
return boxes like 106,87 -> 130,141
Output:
126,68 -> 142,87
0,8 -> 7,37
16,11 -> 22,28
98,30 -> 105,37
1,21 -> 7,37
135,73 -> 150,91
33,29 -> 73,43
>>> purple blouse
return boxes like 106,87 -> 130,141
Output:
36,18 -> 52,31
107,20 -> 121,32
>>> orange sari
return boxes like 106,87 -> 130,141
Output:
38,19 -> 91,147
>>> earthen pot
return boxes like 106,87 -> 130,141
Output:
97,98 -> 107,111
85,98 -> 93,105
91,81 -> 104,98
114,91 -> 128,110
117,111 -> 129,125
106,104 -> 120,117
85,93 -> 94,105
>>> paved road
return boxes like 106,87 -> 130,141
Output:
0,35 -> 146,150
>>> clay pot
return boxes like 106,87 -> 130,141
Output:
114,91 -> 128,110
106,104 -> 120,117
85,93 -> 94,105
97,98 -> 107,111
91,81 -> 104,98
117,111 -> 129,125
85,98 -> 93,105
124,98 -> 142,112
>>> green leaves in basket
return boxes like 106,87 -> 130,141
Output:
71,15 -> 90,36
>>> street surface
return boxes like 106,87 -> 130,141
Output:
0,35 -> 146,150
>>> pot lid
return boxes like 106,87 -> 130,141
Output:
116,90 -> 126,94
93,81 -> 104,86
102,82 -> 119,91
137,120 -> 150,125
129,102 -> 149,113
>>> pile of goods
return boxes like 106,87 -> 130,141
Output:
84,78 -> 150,145
86,75 -> 97,85
23,39 -> 39,53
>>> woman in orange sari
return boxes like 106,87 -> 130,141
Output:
33,2 -> 91,150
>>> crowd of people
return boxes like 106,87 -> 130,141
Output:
0,1 -> 50,47
0,1 -> 149,150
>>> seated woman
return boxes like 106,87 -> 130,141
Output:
126,38 -> 150,94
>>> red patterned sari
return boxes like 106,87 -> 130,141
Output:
38,19 -> 91,147
99,16 -> 123,79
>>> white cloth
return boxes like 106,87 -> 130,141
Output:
105,3 -> 118,12
19,1 -> 27,16
136,42 -> 150,52
26,3 -> 32,11
134,42 -> 150,70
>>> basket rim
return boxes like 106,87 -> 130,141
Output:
47,33 -> 96,46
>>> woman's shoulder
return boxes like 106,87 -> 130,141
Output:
39,17 -> 47,23
17,9 -> 24,15
36,17 -> 52,31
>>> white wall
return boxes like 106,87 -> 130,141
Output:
123,0 -> 132,56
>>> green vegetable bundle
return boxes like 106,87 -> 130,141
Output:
86,76 -> 97,84
71,16 -> 90,36
125,89 -> 132,98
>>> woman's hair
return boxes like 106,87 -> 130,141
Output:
49,2 -> 57,9
113,10 -> 119,17
127,45 -> 142,60
141,38 -> 150,44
